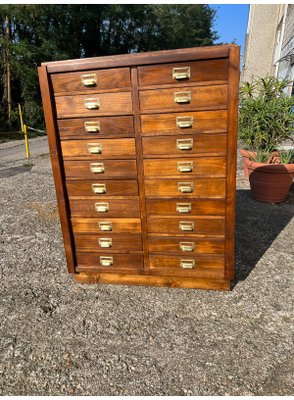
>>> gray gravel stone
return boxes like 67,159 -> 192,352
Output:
0,154 -> 293,395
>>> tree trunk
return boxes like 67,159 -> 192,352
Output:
5,15 -> 12,122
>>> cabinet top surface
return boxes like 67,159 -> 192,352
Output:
41,44 -> 239,73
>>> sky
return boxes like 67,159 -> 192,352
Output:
210,4 -> 249,54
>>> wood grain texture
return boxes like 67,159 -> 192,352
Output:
55,91 -> 132,118
43,45 -> 230,73
61,138 -> 136,159
63,160 -> 137,180
69,197 -> 140,218
58,116 -> 134,138
51,67 -> 131,93
146,198 -> 226,216
139,84 -> 227,112
66,180 -> 138,197
144,178 -> 226,198
143,157 -> 226,177
225,45 -> 240,280
142,133 -> 227,156
147,216 -> 225,236
38,67 -> 76,274
138,59 -> 229,86
74,234 -> 142,252
148,236 -> 225,254
72,218 -> 142,234
75,272 -> 231,291
76,253 -> 143,273
141,110 -> 227,136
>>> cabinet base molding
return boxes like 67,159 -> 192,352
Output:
74,272 -> 231,291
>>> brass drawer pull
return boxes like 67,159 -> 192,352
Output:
179,242 -> 195,252
84,98 -> 100,110
98,221 -> 112,231
176,138 -> 193,151
174,91 -> 192,104
178,182 -> 194,193
172,67 -> 190,80
84,121 -> 100,134
98,238 -> 112,248
90,163 -> 104,174
92,183 -> 106,194
176,116 -> 193,129
87,143 -> 102,155
179,221 -> 194,232
81,73 -> 97,87
180,259 -> 195,269
100,256 -> 113,267
95,202 -> 109,213
177,161 -> 193,173
176,203 -> 192,213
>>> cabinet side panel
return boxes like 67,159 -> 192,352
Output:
38,66 -> 76,273
225,46 -> 240,280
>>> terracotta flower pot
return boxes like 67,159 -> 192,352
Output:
244,157 -> 294,203
239,149 -> 255,178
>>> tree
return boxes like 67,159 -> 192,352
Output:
0,4 -> 218,131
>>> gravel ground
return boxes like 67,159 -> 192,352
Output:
0,154 -> 293,395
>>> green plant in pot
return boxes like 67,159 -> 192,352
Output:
238,76 -> 294,203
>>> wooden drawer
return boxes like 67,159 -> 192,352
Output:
143,157 -> 226,177
147,216 -> 225,236
148,236 -> 225,254
144,178 -> 226,198
69,197 -> 140,218
139,84 -> 227,112
63,160 -> 137,180
55,92 -> 132,118
76,253 -> 143,273
148,254 -> 225,279
141,110 -> 227,136
61,138 -> 136,159
51,68 -> 131,93
72,218 -> 142,234
74,234 -> 142,252
142,133 -> 227,156
146,199 -> 225,216
66,180 -> 138,196
138,59 -> 228,86
58,116 -> 134,138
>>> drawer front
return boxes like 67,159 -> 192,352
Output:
148,254 -> 225,278
74,234 -> 142,252
146,199 -> 225,216
61,138 -> 136,159
51,68 -> 131,93
139,85 -> 227,112
55,92 -> 132,118
76,253 -> 143,272
63,160 -> 137,179
72,218 -> 142,234
58,116 -> 134,138
141,110 -> 227,136
148,236 -> 225,254
66,180 -> 138,196
69,198 -> 140,218
147,217 -> 225,236
142,133 -> 227,156
144,178 -> 225,198
143,157 -> 226,177
138,59 -> 228,86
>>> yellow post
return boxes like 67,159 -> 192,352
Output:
23,124 -> 30,158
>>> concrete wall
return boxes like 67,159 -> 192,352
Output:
241,4 -> 282,82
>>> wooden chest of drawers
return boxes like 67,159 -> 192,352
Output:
38,45 -> 239,291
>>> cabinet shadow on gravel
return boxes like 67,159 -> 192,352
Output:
233,185 -> 294,287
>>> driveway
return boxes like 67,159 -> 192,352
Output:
0,152 -> 293,395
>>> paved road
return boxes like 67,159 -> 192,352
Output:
0,136 -> 49,165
